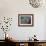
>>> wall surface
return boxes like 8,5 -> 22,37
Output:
0,0 -> 46,40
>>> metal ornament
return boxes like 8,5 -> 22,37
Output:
29,0 -> 43,8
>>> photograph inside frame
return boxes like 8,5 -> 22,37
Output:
18,14 -> 34,26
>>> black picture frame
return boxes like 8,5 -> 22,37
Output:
18,14 -> 34,27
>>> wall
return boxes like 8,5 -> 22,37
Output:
0,0 -> 46,40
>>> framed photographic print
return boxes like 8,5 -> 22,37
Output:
18,14 -> 34,26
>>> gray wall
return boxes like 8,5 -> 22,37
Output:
0,0 -> 46,40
